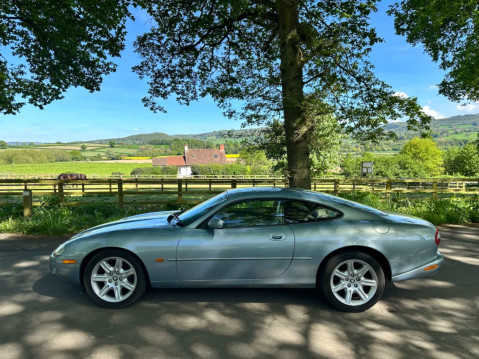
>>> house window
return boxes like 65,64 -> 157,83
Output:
214,154 -> 218,158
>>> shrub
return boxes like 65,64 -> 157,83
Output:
130,166 -> 178,176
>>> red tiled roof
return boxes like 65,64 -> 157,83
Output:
152,157 -> 167,166
166,156 -> 187,166
186,149 -> 226,165
152,147 -> 226,167
152,156 -> 186,167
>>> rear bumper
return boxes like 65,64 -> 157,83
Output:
392,251 -> 444,282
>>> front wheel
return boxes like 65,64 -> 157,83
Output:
83,249 -> 147,308
321,251 -> 385,312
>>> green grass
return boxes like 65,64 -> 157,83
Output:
0,162 -> 153,176
1,192 -> 478,236
340,192 -> 479,225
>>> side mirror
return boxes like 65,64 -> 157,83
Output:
208,217 -> 224,229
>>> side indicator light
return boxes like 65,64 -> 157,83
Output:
62,260 -> 77,264
155,259 -> 165,262
424,264 -> 438,271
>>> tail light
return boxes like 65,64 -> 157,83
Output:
435,229 -> 441,246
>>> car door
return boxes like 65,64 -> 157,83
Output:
176,199 -> 295,281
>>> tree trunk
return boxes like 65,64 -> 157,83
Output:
276,0 -> 311,189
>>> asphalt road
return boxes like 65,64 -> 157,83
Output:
0,225 -> 478,359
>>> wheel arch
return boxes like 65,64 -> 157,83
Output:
316,246 -> 392,287
79,247 -> 151,287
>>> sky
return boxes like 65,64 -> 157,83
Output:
1,1 -> 478,143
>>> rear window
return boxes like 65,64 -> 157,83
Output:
322,196 -> 388,216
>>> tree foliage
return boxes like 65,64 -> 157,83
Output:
0,140 -> 6,149
390,1 -> 479,102
0,0 -> 132,114
444,144 -> 479,177
400,137 -> 443,176
133,0 -> 430,188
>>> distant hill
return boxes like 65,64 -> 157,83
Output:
78,113 -> 478,151
88,132 -> 174,145
85,129 -> 260,146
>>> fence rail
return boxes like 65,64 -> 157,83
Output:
1,178 -> 478,214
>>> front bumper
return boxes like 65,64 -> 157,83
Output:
392,251 -> 444,282
49,255 -> 82,285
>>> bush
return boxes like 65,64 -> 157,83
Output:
130,166 -> 178,176
340,192 -> 479,226
191,164 -> 272,176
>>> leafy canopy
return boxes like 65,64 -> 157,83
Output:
400,137 -> 443,176
134,0 -> 430,141
390,1 -> 479,102
0,0 -> 132,115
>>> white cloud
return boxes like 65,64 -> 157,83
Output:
393,91 -> 409,99
422,106 -> 445,119
429,85 -> 438,89
456,102 -> 479,112
133,128 -> 139,131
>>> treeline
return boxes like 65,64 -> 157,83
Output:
342,137 -> 479,178
0,149 -> 82,164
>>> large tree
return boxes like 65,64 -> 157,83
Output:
0,0 -> 132,115
133,0 -> 430,189
390,1 -> 479,102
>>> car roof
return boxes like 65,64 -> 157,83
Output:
226,186 -> 324,201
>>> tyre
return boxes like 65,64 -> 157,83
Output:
83,249 -> 147,308
320,251 -> 385,312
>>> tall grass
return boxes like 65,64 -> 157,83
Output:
1,193 -> 478,236
340,192 -> 479,225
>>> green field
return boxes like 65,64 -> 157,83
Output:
0,162 -> 152,177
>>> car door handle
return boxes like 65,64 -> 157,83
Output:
270,234 -> 286,241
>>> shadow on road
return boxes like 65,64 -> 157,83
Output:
0,224 -> 477,359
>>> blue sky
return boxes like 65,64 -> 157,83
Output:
1,1 -> 477,143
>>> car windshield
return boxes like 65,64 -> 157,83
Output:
178,191 -> 229,225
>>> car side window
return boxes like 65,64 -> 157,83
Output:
213,199 -> 284,228
285,200 -> 341,224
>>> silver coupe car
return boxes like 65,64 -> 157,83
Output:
50,187 -> 443,312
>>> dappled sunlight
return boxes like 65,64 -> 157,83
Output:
0,343 -> 24,359
309,323 -> 355,357
0,301 -> 24,317
13,260 -> 42,268
0,224 -> 477,358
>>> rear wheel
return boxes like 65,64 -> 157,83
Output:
83,249 -> 147,308
321,251 -> 385,312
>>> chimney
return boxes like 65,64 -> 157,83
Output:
184,144 -> 188,154
219,144 -> 225,151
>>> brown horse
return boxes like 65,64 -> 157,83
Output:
57,173 -> 87,188
57,173 -> 87,180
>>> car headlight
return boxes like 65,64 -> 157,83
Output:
52,243 -> 66,257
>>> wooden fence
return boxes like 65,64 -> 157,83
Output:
1,178 -> 478,213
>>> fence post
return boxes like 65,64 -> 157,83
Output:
386,180 -> 391,201
209,179 -> 212,193
23,189 -> 33,217
334,180 -> 339,196
118,179 -> 124,209
432,180 -> 438,200
58,182 -> 64,202
178,179 -> 183,203
231,179 -> 237,189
